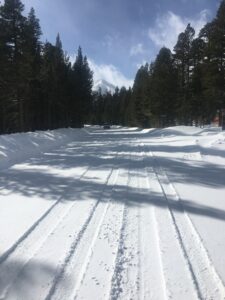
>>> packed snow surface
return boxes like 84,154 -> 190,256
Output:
0,125 -> 225,300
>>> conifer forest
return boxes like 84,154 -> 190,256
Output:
0,0 -> 225,134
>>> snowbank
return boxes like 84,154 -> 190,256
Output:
0,128 -> 81,170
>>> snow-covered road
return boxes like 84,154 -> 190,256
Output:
0,126 -> 225,299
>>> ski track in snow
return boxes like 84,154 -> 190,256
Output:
1,164 -> 117,300
0,127 -> 225,300
0,167 -> 90,266
148,150 -> 225,300
110,164 -> 131,300
139,153 -> 167,300
47,159 -> 121,300
0,166 -> 91,299
110,148 -> 146,300
73,167 -> 127,300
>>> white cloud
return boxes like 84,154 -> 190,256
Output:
148,10 -> 209,50
69,55 -> 133,88
130,43 -> 144,56
88,60 -> 133,88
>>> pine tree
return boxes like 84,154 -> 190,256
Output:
71,46 -> 93,127
123,87 -> 132,126
132,64 -> 151,127
150,47 -> 177,127
53,33 -> 68,128
22,7 -> 42,131
82,55 -> 94,123
174,24 -> 195,124
199,1 -> 225,121
189,38 -> 205,125
40,41 -> 56,129
117,87 -> 130,125
0,0 -> 26,132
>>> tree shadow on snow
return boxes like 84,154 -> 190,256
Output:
0,151 -> 225,221
0,128 -> 225,220
0,258 -> 71,299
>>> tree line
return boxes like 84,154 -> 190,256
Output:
0,0 -> 93,134
1,0 -> 225,134
94,1 -> 225,128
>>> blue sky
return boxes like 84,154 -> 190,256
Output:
21,0 -> 219,87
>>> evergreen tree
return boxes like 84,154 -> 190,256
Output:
174,24 -> 195,124
0,0 -> 26,132
122,87 -> 132,126
132,64 -> 151,127
22,7 -> 42,131
52,33 -> 68,128
117,87 -> 131,126
199,1 -> 225,120
71,46 -> 93,127
150,47 -> 177,127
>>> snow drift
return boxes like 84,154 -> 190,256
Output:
0,128 -> 81,170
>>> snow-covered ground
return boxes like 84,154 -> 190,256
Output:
0,125 -> 225,299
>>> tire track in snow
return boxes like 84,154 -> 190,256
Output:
45,165 -> 119,300
67,168 -> 123,300
1,166 -> 116,300
138,152 -> 167,300
60,156 -> 130,300
109,181 -> 130,300
3,167 -> 115,300
109,145 -> 167,300
43,150 -> 130,300
150,151 -> 225,300
0,167 -> 91,299
111,142 -> 167,300
0,166 -> 90,266
110,150 -> 144,300
140,150 -> 199,299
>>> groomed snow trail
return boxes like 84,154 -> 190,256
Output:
149,151 -> 225,300
0,126 -> 225,300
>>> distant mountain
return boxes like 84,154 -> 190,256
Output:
93,79 -> 116,95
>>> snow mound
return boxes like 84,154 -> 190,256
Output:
0,128 -> 80,170
166,126 -> 205,135
201,132 -> 225,148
